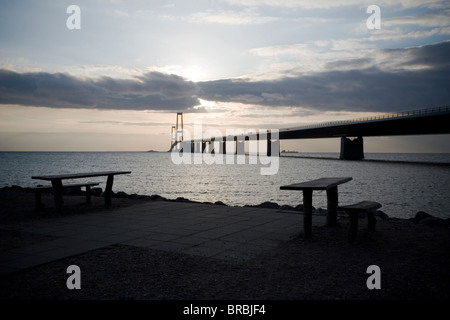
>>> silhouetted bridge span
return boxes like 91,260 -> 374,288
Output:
170,106 -> 450,160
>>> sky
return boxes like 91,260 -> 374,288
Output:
0,0 -> 449,152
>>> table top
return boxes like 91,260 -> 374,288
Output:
280,177 -> 352,191
32,171 -> 132,181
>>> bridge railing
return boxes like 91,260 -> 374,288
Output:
284,105 -> 450,131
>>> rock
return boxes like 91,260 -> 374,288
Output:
150,194 -> 166,201
130,193 -> 153,200
101,191 -> 116,197
279,204 -> 295,211
115,191 -> 129,198
294,204 -> 315,212
412,211 -> 447,226
257,201 -> 280,209
413,211 -> 433,223
419,216 -> 444,226
374,210 -> 389,220
91,187 -> 102,196
214,201 -> 227,206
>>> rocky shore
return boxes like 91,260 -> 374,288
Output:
2,185 -> 448,227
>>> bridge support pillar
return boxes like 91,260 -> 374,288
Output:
340,136 -> 364,160
221,137 -> 226,154
266,131 -> 280,157
210,138 -> 215,154
235,137 -> 245,155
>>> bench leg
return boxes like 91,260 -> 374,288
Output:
51,179 -> 64,214
34,191 -> 45,211
86,186 -> 91,204
303,189 -> 313,238
348,212 -> 358,243
105,174 -> 114,207
326,186 -> 338,226
368,211 -> 376,231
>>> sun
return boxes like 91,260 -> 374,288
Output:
163,65 -> 207,82
181,66 -> 207,82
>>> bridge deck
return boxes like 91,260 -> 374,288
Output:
169,106 -> 450,152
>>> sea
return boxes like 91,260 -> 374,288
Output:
1,151 -> 449,220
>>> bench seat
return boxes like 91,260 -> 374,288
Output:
338,201 -> 382,243
32,182 -> 100,210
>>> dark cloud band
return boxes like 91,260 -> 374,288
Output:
1,41 -> 449,113
0,70 -> 201,111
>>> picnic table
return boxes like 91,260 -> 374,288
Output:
280,177 -> 352,238
32,171 -> 131,213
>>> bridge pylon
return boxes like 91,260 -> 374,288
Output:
169,112 -> 184,152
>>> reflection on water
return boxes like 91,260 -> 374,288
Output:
1,151 -> 449,219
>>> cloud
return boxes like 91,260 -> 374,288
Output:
366,26 -> 450,42
113,9 -> 130,18
187,8 -> 277,25
358,7 -> 450,42
219,0 -> 448,9
249,40 -> 377,75
1,42 -> 449,115
324,40 -> 450,72
384,40 -> 450,69
383,9 -> 450,28
0,70 -> 201,111
198,41 -> 450,113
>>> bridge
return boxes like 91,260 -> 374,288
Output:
169,106 -> 450,160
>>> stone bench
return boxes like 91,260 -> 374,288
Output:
337,201 -> 382,243
31,182 -> 100,210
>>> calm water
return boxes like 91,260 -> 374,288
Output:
1,151 -> 449,220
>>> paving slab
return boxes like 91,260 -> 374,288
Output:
0,201 -> 327,276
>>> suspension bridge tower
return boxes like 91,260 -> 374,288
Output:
170,112 -> 184,151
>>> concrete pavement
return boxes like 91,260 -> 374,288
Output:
0,200 -> 327,276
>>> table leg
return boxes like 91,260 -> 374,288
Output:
326,186 -> 338,226
303,189 -> 313,238
348,212 -> 358,243
34,190 -> 44,211
367,211 -> 377,231
51,179 -> 64,214
105,174 -> 114,207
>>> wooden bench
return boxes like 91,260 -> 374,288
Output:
32,182 -> 100,210
337,201 -> 382,243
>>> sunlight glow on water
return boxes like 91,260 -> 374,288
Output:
1,152 -> 449,219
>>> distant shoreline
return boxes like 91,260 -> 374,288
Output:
280,154 -> 450,167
